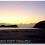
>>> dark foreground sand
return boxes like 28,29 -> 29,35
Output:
0,28 -> 45,43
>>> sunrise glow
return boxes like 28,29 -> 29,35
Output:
0,1 -> 45,24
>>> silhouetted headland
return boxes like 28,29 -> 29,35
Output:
33,20 -> 45,28
0,25 -> 18,28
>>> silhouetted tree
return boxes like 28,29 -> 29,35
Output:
33,20 -> 45,28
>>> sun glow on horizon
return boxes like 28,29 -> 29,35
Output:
0,1 -> 45,24
0,14 -> 44,24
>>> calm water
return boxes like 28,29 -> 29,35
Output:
0,27 -> 39,30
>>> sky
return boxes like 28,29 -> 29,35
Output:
0,1 -> 45,24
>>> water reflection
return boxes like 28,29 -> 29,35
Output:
0,27 -> 39,30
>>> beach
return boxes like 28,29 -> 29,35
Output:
0,28 -> 45,43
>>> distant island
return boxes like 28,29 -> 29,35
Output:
0,23 -> 35,28
0,25 -> 18,28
